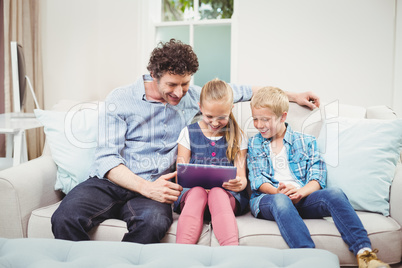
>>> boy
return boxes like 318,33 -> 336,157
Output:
247,87 -> 389,268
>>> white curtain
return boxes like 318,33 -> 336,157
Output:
3,0 -> 44,159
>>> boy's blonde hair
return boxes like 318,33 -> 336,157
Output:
200,78 -> 243,163
250,86 -> 289,117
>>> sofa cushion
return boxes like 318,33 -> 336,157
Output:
366,105 -> 397,119
318,117 -> 402,216
210,212 -> 401,266
28,202 -> 211,246
28,202 -> 402,266
34,103 -> 99,194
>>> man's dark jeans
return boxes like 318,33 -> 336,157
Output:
51,177 -> 173,243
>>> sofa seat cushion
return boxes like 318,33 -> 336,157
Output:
0,238 -> 340,268
210,212 -> 402,266
28,202 -> 211,245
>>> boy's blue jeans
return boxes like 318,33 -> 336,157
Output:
258,187 -> 371,255
51,177 -> 173,243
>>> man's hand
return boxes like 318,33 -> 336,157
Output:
222,176 -> 247,192
141,171 -> 183,204
252,87 -> 320,110
288,91 -> 320,110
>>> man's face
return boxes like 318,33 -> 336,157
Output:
156,73 -> 192,106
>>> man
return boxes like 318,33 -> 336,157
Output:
51,39 -> 320,243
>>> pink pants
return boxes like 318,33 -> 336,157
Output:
176,186 -> 238,246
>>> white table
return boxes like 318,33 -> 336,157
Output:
0,113 -> 43,169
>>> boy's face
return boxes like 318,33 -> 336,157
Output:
251,107 -> 286,139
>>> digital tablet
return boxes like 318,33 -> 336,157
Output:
176,163 -> 237,189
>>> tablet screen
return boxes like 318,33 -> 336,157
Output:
176,163 -> 237,189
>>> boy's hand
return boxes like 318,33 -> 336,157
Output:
223,176 -> 246,192
277,182 -> 303,204
277,182 -> 296,195
289,192 -> 303,204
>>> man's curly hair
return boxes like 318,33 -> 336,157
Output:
147,39 -> 199,79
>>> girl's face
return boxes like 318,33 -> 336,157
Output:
200,99 -> 232,134
251,107 -> 287,139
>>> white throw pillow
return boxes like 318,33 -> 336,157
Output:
34,106 -> 98,194
317,117 -> 402,216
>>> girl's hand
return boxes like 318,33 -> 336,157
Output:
222,176 -> 246,192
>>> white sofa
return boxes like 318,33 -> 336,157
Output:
0,100 -> 401,267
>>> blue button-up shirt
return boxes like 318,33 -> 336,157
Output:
247,124 -> 327,217
89,74 -> 252,181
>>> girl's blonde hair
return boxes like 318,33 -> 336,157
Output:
250,86 -> 289,117
200,79 -> 244,163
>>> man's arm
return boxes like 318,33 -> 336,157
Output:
94,88 -> 183,204
251,86 -> 320,110
106,164 -> 182,204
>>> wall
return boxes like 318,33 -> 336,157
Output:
41,0 -> 142,109
233,0 -> 401,117
394,0 -> 402,116
41,0 -> 401,116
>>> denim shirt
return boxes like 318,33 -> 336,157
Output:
247,124 -> 327,217
89,74 -> 253,181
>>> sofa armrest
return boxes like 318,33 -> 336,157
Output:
390,163 -> 402,226
0,156 -> 62,238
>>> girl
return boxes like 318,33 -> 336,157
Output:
174,78 -> 249,246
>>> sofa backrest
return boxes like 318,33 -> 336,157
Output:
42,99 -> 398,157
233,101 -> 370,139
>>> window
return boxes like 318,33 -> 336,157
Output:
162,0 -> 233,21
155,0 -> 233,86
